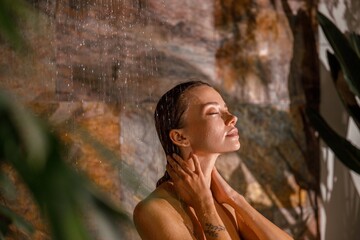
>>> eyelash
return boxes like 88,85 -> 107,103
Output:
209,112 -> 220,115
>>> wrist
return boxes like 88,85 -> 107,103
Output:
193,197 -> 216,216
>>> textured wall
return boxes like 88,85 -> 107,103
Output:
0,0 -> 320,239
318,0 -> 360,239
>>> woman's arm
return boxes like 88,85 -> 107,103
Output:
211,168 -> 293,240
166,153 -> 233,240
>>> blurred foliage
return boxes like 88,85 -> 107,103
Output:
0,204 -> 34,239
0,1 -> 141,239
0,0 -> 29,50
306,12 -> 360,174
0,90 -> 134,240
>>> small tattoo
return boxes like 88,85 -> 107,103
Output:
204,223 -> 225,238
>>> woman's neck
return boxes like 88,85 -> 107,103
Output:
194,152 -> 219,188
181,149 -> 219,187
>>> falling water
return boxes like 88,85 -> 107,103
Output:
0,0 -> 325,239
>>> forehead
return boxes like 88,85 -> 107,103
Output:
185,85 -> 225,106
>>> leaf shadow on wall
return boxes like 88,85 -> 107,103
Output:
318,59 -> 360,240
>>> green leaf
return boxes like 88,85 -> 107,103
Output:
0,171 -> 17,201
326,50 -> 341,81
317,11 -> 360,98
0,89 -> 135,240
0,205 -> 34,235
306,108 -> 360,174
0,91 -> 47,175
0,0 -> 28,50
326,51 -> 360,129
349,33 -> 360,58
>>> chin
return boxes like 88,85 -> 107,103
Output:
232,142 -> 241,151
220,141 -> 241,153
223,144 -> 241,153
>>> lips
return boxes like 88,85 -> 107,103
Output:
226,127 -> 239,137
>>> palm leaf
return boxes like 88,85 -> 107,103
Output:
326,51 -> 360,129
349,33 -> 360,58
306,108 -> 360,174
317,11 -> 360,98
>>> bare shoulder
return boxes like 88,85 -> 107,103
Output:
133,187 -> 174,222
134,184 -> 176,217
133,184 -> 195,240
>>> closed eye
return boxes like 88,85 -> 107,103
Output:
208,112 -> 219,115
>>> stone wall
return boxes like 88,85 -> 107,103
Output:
0,0 -> 320,239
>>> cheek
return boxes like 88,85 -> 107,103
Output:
190,121 -> 224,144
205,123 -> 223,138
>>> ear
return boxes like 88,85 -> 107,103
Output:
169,129 -> 190,147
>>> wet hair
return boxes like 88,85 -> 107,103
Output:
154,80 -> 210,187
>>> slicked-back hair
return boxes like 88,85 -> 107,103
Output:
154,81 -> 210,187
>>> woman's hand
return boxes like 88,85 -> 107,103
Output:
211,167 -> 237,205
166,153 -> 213,209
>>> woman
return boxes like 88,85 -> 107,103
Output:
133,81 -> 293,240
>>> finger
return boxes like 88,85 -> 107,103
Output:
190,152 -> 202,174
167,155 -> 189,176
172,153 -> 193,175
166,163 -> 179,180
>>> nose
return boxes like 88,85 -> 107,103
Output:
225,112 -> 237,126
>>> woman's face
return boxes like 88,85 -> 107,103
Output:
180,85 -> 240,154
